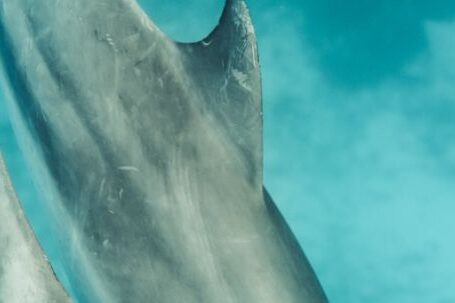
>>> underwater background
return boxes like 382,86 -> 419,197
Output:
1,0 -> 454,302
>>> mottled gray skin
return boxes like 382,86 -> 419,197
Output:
0,0 -> 328,302
0,155 -> 71,303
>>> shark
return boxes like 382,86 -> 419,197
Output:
0,0 -> 328,302
0,154 -> 71,302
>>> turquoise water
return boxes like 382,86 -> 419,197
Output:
1,0 -> 455,302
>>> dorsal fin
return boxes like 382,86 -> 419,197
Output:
181,0 -> 259,76
199,0 -> 258,63
179,0 -> 263,185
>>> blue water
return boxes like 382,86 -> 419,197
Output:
1,1 -> 455,302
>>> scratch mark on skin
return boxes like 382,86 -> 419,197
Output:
99,178 -> 106,198
117,166 -> 139,172
202,40 -> 213,47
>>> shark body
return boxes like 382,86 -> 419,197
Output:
0,155 -> 71,303
0,0 -> 328,302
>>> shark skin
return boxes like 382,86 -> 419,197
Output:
0,155 -> 71,303
0,0 -> 328,302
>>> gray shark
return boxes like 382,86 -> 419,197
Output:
0,0 -> 328,302
0,154 -> 71,302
